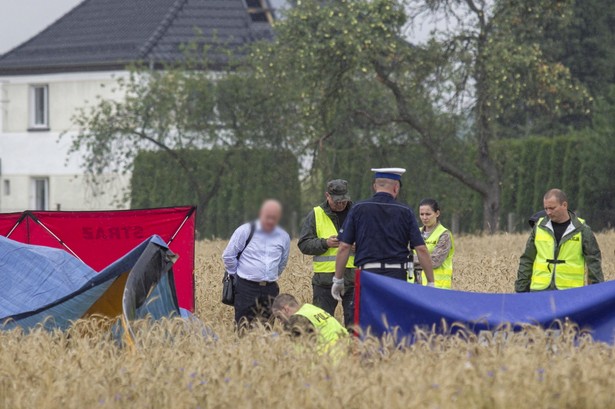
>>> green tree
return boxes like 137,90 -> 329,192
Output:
496,0 -> 615,136
260,0 -> 591,232
542,0 -> 615,98
67,49 -> 303,213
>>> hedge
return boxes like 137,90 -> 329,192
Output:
302,141 -> 479,233
131,148 -> 301,238
307,131 -> 615,233
130,132 -> 615,238
494,131 -> 615,231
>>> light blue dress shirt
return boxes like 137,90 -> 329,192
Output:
222,221 -> 291,282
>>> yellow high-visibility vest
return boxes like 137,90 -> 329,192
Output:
409,223 -> 454,289
293,303 -> 348,353
530,218 -> 585,291
313,206 -> 355,272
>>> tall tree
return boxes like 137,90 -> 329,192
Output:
496,0 -> 615,136
542,0 -> 615,98
68,52 -> 303,211
262,0 -> 591,231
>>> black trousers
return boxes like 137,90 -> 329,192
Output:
234,276 -> 280,324
313,283 -> 355,328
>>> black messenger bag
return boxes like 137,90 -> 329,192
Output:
221,222 -> 256,305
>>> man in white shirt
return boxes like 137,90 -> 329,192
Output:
223,199 -> 291,325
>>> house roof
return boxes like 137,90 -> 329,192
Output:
0,0 -> 273,75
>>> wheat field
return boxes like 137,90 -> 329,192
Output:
2,233 -> 615,409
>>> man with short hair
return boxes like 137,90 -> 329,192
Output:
298,179 -> 354,327
332,168 -> 435,301
515,188 -> 604,292
223,199 -> 291,325
272,293 -> 348,353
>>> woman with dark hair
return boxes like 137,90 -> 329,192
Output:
409,198 -> 455,289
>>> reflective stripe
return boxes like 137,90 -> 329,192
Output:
313,255 -> 337,262
530,217 -> 585,291
408,224 -> 454,289
313,206 -> 354,272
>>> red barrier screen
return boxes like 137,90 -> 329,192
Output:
0,206 -> 196,312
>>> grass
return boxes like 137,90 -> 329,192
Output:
2,232 -> 615,409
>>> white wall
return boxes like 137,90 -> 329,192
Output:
0,173 -> 130,212
0,71 -> 131,212
1,71 -> 127,133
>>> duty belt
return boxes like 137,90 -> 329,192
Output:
361,262 -> 410,270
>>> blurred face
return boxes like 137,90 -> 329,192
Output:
326,193 -> 349,212
273,305 -> 292,324
419,205 -> 440,228
544,196 -> 569,223
259,200 -> 282,232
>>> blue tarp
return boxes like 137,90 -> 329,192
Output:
356,271 -> 615,344
0,234 -> 179,331
0,235 -> 98,317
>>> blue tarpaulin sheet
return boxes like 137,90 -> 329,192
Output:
0,234 -> 177,331
356,270 -> 615,344
0,235 -> 99,319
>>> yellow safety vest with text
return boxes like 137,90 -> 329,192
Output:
530,218 -> 585,291
409,224 -> 454,289
294,303 -> 348,353
313,206 -> 355,272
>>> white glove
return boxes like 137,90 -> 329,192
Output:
427,282 -> 435,288
331,277 -> 345,301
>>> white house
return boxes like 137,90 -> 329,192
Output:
0,0 -> 274,212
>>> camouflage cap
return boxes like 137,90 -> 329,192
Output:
327,179 -> 350,202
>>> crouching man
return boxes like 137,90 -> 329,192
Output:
272,293 -> 348,354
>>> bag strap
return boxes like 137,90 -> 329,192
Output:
236,221 -> 256,261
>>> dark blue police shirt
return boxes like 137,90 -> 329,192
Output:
338,192 -> 425,267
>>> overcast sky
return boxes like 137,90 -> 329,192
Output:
0,0 -> 83,54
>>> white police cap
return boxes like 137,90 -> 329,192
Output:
371,167 -> 406,181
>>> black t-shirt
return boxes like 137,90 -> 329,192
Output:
551,219 -> 571,244
333,207 -> 349,229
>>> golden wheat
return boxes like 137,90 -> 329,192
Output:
2,233 -> 615,409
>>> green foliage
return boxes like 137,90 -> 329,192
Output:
494,129 -> 615,231
540,0 -> 615,99
300,141 -> 482,233
68,1 -> 613,235
482,0 -> 593,137
67,43 -> 305,210
299,126 -> 615,234
252,0 -> 593,231
131,148 -> 301,238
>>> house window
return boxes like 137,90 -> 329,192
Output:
31,177 -> 49,210
29,84 -> 49,129
244,0 -> 272,23
3,180 -> 9,196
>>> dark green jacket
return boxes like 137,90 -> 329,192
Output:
515,212 -> 604,292
298,201 -> 354,285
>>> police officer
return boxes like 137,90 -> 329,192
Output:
515,189 -> 604,292
272,293 -> 348,355
409,198 -> 455,289
298,179 -> 355,327
332,168 -> 435,301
